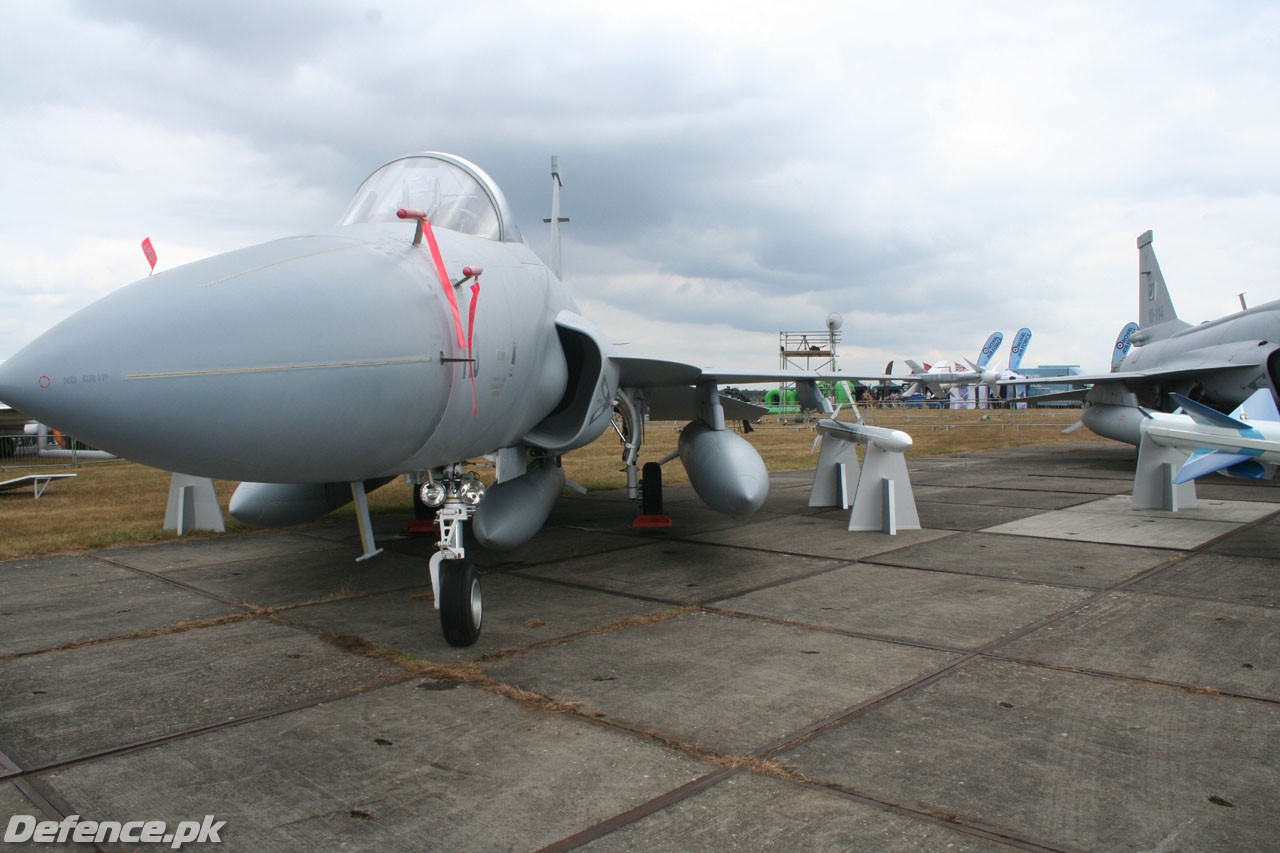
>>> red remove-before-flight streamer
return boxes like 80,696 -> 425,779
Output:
141,237 -> 157,275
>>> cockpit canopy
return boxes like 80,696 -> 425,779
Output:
339,152 -> 522,243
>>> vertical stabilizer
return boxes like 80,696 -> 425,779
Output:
1137,231 -> 1188,335
976,332 -> 1003,368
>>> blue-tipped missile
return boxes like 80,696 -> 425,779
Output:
1138,389 -> 1280,483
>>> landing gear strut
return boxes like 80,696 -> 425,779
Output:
422,467 -> 485,646
613,389 -> 673,528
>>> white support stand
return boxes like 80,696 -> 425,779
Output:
1132,432 -> 1197,511
164,474 -> 226,534
848,444 -> 920,533
809,436 -> 858,509
809,423 -> 920,534
882,478 -> 897,534
349,480 -> 384,561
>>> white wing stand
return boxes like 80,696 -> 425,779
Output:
809,417 -> 920,534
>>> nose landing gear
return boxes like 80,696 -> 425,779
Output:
422,468 -> 486,646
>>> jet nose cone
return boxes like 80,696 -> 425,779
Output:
0,355 -> 31,408
0,331 -> 84,429
0,232 -> 454,481
0,280 -> 156,450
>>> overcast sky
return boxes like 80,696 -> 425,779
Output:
3,1 -> 1279,377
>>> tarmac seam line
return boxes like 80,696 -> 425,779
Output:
0,672 -> 418,785
473,606 -> 698,663
91,554 -> 269,608
982,653 -> 1280,706
532,768 -> 742,852
805,778 -> 1075,853
1,583 -> 439,662
701,605 -> 977,656
501,493 -> 1279,849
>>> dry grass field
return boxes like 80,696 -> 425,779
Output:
0,407 -> 1107,560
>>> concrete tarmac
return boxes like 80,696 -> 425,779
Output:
2,441 -> 1278,851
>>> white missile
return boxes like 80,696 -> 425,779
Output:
815,416 -> 913,454
1139,389 -> 1280,483
808,409 -> 919,533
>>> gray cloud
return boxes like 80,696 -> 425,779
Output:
3,0 -> 1280,376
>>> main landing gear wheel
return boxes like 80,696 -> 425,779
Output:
439,560 -> 482,647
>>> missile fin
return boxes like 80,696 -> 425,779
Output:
1173,449 -> 1256,484
1168,393 -> 1249,430
1224,460 -> 1269,480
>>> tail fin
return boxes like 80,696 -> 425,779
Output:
1008,328 -> 1032,371
1111,322 -> 1139,372
1233,387 -> 1280,423
976,332 -> 1003,368
1137,231 -> 1190,336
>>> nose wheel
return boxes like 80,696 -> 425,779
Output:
438,559 -> 482,646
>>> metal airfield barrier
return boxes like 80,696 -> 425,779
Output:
855,405 -> 1086,438
0,424 -> 119,473
649,405 -> 1089,440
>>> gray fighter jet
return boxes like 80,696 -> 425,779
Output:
0,152 -> 841,646
1026,231 -> 1280,446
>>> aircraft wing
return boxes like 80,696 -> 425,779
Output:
613,356 -> 867,386
1017,388 -> 1089,405
997,361 -> 1249,388
645,387 -> 769,421
613,356 -> 864,422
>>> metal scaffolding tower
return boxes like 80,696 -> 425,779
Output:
779,328 -> 840,372
775,315 -> 843,418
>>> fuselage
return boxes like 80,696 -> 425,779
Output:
1083,301 -> 1280,446
1121,300 -> 1280,383
0,222 -> 578,483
